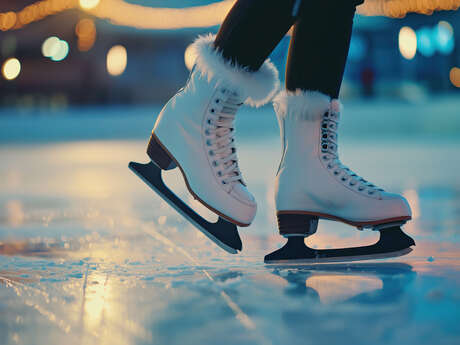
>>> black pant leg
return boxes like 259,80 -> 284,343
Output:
286,0 -> 363,98
214,0 -> 297,71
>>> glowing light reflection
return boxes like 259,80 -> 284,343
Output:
0,0 -> 459,33
399,26 -> 417,60
41,36 -> 60,57
306,274 -> 383,304
106,45 -> 127,76
79,0 -> 100,10
449,67 -> 460,88
75,18 -> 96,52
2,57 -> 21,80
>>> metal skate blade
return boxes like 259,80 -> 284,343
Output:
265,247 -> 413,265
264,227 -> 415,265
129,161 -> 242,254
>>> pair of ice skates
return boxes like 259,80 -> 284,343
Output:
129,35 -> 415,264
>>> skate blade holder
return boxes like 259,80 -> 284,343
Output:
128,134 -> 243,254
265,213 -> 415,264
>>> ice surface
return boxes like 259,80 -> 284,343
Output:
0,99 -> 459,345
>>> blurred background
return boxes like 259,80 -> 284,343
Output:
0,0 -> 459,109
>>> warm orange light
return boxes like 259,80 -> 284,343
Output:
88,0 -> 235,30
2,0 -> 458,33
76,18 -> 96,51
0,0 -> 235,31
0,0 -> 76,31
0,12 -> 17,31
450,67 -> 460,88
358,0 -> 460,18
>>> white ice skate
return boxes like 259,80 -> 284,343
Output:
129,34 -> 279,253
265,90 -> 415,263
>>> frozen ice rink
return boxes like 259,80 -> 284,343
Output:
1,98 -> 459,345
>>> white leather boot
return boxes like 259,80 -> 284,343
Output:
273,89 -> 412,233
148,34 -> 279,226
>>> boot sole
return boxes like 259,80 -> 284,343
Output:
277,210 -> 411,229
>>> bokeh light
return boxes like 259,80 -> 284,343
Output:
434,21 -> 454,55
348,34 -> 366,62
0,11 -> 17,31
106,45 -> 127,76
76,18 -> 97,52
449,67 -> 460,88
2,58 -> 21,80
51,40 -> 69,62
399,26 -> 417,60
417,27 -> 435,57
184,44 -> 197,71
42,36 -> 60,57
79,0 -> 101,10
42,37 -> 69,62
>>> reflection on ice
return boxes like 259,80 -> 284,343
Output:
269,263 -> 415,304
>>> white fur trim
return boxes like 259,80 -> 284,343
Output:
190,34 -> 279,107
273,89 -> 343,121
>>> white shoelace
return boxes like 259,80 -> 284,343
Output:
321,110 -> 384,195
205,90 -> 243,186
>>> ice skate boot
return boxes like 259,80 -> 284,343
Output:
129,34 -> 279,253
265,90 -> 415,263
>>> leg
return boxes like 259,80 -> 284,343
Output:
286,0 -> 363,98
266,0 -> 415,264
214,0 -> 297,71
131,0 -> 295,253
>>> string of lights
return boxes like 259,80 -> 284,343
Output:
0,0 -> 77,31
0,0 -> 459,32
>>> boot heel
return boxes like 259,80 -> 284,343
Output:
147,134 -> 177,170
277,213 -> 319,237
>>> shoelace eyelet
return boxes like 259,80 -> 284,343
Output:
322,155 -> 328,160
204,129 -> 210,136
217,170 -> 222,176
341,177 -> 347,181
206,139 -> 212,146
207,119 -> 212,125
358,187 -> 365,191
215,99 -> 220,104
210,109 -> 215,113
368,191 -> 374,195
334,170 -> 340,175
209,150 -> 214,156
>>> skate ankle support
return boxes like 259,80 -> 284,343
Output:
191,34 -> 280,107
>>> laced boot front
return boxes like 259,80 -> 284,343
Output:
273,90 -> 412,228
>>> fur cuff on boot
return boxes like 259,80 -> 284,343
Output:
273,89 -> 343,121
190,34 -> 280,107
